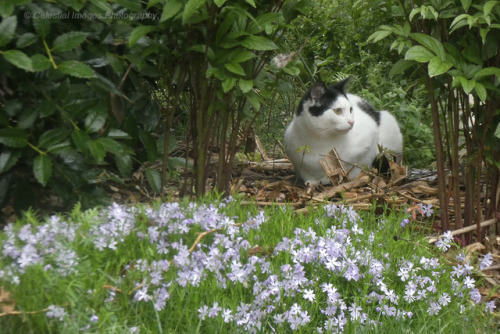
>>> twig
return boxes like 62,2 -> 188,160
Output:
0,307 -> 50,317
428,218 -> 499,243
313,175 -> 371,201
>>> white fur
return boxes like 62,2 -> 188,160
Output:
285,93 -> 402,185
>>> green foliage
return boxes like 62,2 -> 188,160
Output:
369,0 -> 500,228
153,0 -> 308,195
0,1 -> 172,210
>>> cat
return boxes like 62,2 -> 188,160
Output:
284,79 -> 403,185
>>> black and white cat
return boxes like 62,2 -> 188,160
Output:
284,79 -> 403,185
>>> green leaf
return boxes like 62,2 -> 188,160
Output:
115,154 -> 132,177
231,50 -> 256,63
494,122 -> 500,139
16,32 -> 38,48
474,67 -> 500,80
484,1 -> 498,16
161,0 -> 183,21
367,29 -> 393,43
52,31 -> 89,52
98,137 -> 131,156
0,150 -> 21,174
90,0 -> 113,13
0,128 -> 28,147
129,25 -> 156,47
72,130 -> 91,153
428,56 -> 453,77
410,33 -> 446,60
31,54 -> 52,71
461,0 -> 471,11
139,130 -> 158,162
38,129 -> 70,149
245,0 -> 256,7
146,168 -> 162,193
88,139 -> 106,162
33,154 -> 52,187
0,16 -> 17,47
460,77 -> 475,94
2,50 -> 34,72
238,79 -> 253,93
85,108 -> 107,132
182,0 -> 207,24
409,7 -> 421,21
245,90 -> 261,109
225,62 -> 246,76
240,35 -> 278,51
214,0 -> 227,6
222,77 -> 236,93
0,1 -> 15,17
389,59 -> 416,76
59,60 -> 96,78
474,82 -> 487,102
404,45 -> 434,63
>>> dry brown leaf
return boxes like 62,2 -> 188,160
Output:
0,286 -> 15,314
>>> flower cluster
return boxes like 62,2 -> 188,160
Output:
1,215 -> 79,284
1,199 -> 496,332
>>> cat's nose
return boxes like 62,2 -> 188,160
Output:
348,120 -> 354,126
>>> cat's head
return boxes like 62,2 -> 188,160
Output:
297,78 -> 354,134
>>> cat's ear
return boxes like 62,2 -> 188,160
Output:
329,77 -> 350,93
310,81 -> 327,102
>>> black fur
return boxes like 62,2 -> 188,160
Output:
357,99 -> 380,125
296,80 -> 348,117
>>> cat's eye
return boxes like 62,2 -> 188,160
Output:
350,107 -> 353,113
334,108 -> 342,115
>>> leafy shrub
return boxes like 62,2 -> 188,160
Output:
0,1 -> 167,211
368,0 -> 500,232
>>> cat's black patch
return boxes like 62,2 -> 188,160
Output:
357,100 -> 380,125
372,155 -> 391,175
296,81 -> 346,117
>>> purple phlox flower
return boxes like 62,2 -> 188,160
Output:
400,218 -> 410,228
480,253 -> 493,270
435,238 -> 451,252
17,244 -> 42,269
209,302 -> 222,318
485,301 -> 496,313
133,284 -> 152,302
418,203 -> 434,217
397,261 -> 414,282
463,276 -> 475,289
456,252 -> 466,262
303,288 -> 315,302
147,226 -> 160,243
325,256 -> 341,271
46,305 -> 67,321
173,245 -> 190,267
222,308 -> 233,323
273,313 -> 286,324
90,314 -> 99,323
198,305 -> 209,320
351,223 -> 363,235
469,288 -> 481,303
404,284 -> 417,303
438,292 -> 451,306
344,264 -> 360,281
427,301 -> 441,315
348,303 -> 363,321
382,305 -> 396,316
